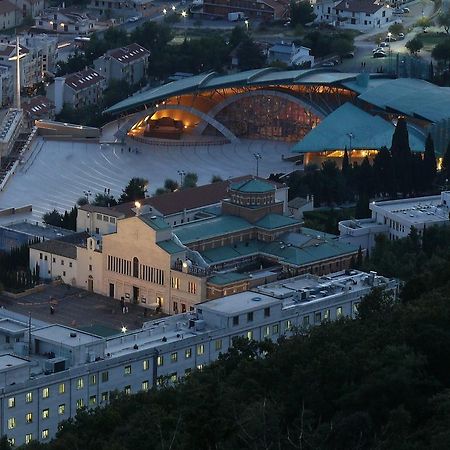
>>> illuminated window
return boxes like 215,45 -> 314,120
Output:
89,395 -> 97,406
124,385 -> 131,395
188,281 -> 197,294
42,429 -> 49,440
143,359 -> 149,371
142,380 -> 149,391
42,408 -> 49,419
170,352 -> 178,363
197,344 -> 204,355
76,378 -> 84,389
263,325 -> 270,337
246,330 -> 253,340
7,438 -> 14,446
185,348 -> 192,358
7,417 -> 16,429
101,371 -> 109,382
25,434 -> 32,444
353,302 -> 359,314
124,365 -> 132,375
42,387 -> 49,399
58,404 -> 65,415
8,397 -> 15,408
285,319 -> 292,330
171,277 -> 180,289
101,392 -> 109,402
89,374 -> 97,385
197,364 -> 204,371
215,339 -> 222,351
157,355 -> 164,366
336,307 -> 343,319
170,373 -> 177,383
58,383 -> 65,394
26,412 -> 33,423
25,392 -> 33,403
272,324 -> 279,335
76,399 -> 84,409
324,309 -> 330,321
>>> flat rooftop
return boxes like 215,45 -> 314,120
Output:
2,221 -> 74,239
371,195 -> 449,224
32,324 -> 103,347
200,291 -> 280,316
0,354 -> 29,371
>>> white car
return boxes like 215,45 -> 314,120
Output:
379,42 -> 389,47
373,46 -> 384,53
128,16 -> 140,22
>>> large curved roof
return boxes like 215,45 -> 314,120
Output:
105,68 -> 385,115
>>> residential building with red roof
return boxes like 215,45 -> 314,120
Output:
93,43 -> 150,86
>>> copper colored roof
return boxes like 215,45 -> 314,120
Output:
335,0 -> 384,14
65,68 -> 104,91
107,43 -> 150,64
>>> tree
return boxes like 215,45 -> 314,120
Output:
236,37 -> 266,70
164,179 -> 179,192
183,172 -> 198,189
388,23 -> 405,35
92,193 -> 118,207
331,37 -> 354,57
42,209 -> 63,227
355,193 -> 371,219
390,117 -> 412,195
431,38 -> 450,70
442,141 -> 450,180
211,175 -> 223,183
423,134 -> 437,190
373,146 -> 395,196
119,178 -> 148,203
406,37 -> 423,55
438,11 -> 450,34
290,0 -> 316,26
77,196 -> 89,206
415,16 -> 432,30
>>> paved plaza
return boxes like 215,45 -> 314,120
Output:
0,284 -> 164,336
0,137 -> 293,220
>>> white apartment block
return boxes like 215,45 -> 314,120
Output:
0,1 -> 20,31
0,109 -> 23,163
0,269 -> 398,446
89,0 -> 155,18
339,191 -> 450,250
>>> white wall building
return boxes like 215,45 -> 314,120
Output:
339,191 -> 450,250
34,8 -> 94,35
0,269 -> 398,446
333,0 -> 392,29
267,43 -> 314,68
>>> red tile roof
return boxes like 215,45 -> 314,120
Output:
335,0 -> 384,14
65,68 -> 104,91
107,43 -> 150,64
22,96 -> 54,117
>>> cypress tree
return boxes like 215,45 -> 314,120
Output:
373,146 -> 395,197
342,147 -> 350,176
390,117 -> 412,195
423,133 -> 437,190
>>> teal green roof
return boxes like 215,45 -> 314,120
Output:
291,102 -> 425,154
157,239 -> 185,254
139,214 -> 171,231
230,178 -> 275,193
200,236 -> 358,267
208,272 -> 249,286
174,215 -> 251,244
105,68 -> 377,115
255,214 -> 299,230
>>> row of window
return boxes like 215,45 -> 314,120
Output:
171,277 -> 197,294
39,253 -> 73,267
156,342 -> 215,366
96,213 -> 115,224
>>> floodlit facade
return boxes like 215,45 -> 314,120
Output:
0,269 -> 398,446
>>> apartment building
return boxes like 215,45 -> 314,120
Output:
0,1 -> 21,31
0,269 -> 398,446
333,0 -> 392,29
34,8 -> 94,34
89,0 -> 156,17
22,95 -> 55,129
203,0 -> 290,21
49,68 -> 106,114
339,191 -> 450,250
93,43 -> 150,86
0,109 -> 23,163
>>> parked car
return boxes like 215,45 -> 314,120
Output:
373,50 -> 387,58
397,32 -> 405,40
393,8 -> 404,14
379,42 -> 389,47
342,51 -> 355,58
373,46 -> 383,53
284,21 -> 291,27
321,61 -> 335,67
128,16 -> 140,22
402,7 -> 410,13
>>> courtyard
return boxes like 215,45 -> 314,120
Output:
0,137 -> 293,220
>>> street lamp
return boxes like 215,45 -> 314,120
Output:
253,153 -> 262,177
181,10 -> 187,39
178,170 -> 186,186
387,32 -> 392,73
83,190 -> 92,202
171,5 -> 176,11
244,19 -> 249,32
163,8 -> 167,15
347,132 -> 354,153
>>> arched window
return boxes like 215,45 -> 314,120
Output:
133,257 -> 139,278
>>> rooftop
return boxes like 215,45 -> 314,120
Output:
0,354 -> 29,371
29,232 -> 90,259
106,43 -> 150,64
230,178 -> 275,193
64,68 -> 104,92
32,324 -> 103,347
22,96 -> 55,117
139,214 -> 171,231
335,0 -> 384,13
291,102 -> 425,154
105,68 -> 386,115
207,272 -> 249,286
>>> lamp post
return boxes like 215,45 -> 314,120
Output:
181,10 -> 187,39
178,170 -> 186,187
387,32 -> 392,73
244,19 -> 249,32
171,5 -> 176,11
163,8 -> 167,16
347,132 -> 354,155
253,153 -> 262,177
83,190 -> 92,202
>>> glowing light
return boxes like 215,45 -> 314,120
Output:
163,8 -> 167,14
121,326 -> 127,333
135,201 -> 141,208
181,10 -> 187,17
